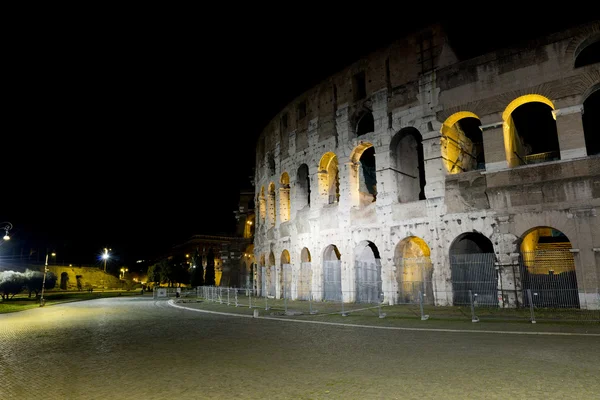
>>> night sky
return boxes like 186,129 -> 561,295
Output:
3,8 -> 596,267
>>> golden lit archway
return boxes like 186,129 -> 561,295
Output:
279,172 -> 291,222
441,111 -> 484,173
394,236 -> 433,304
502,94 -> 558,167
349,142 -> 376,206
318,152 -> 340,204
519,227 -> 579,308
259,186 -> 266,223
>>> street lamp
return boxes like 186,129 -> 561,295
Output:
1,222 -> 13,240
40,252 -> 49,307
102,248 -> 110,272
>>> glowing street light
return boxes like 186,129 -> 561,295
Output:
1,222 -> 13,240
102,248 -> 110,272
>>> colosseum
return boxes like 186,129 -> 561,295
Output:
249,20 -> 599,311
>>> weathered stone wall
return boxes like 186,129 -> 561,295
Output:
253,21 -> 600,309
47,266 -> 121,290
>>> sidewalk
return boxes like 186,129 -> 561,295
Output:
170,297 -> 600,336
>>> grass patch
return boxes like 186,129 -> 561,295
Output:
0,290 -> 143,314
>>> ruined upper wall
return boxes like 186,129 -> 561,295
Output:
255,20 -> 599,168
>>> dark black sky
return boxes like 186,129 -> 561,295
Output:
3,7 -> 596,266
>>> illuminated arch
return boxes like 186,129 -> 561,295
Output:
502,94 -> 555,121
350,141 -> 374,163
280,249 -> 290,264
441,111 -> 480,131
502,94 -> 558,167
441,111 -> 484,173
318,152 -> 340,204
394,236 -> 433,304
259,186 -> 266,223
519,226 -> 579,308
298,247 -> 312,300
349,142 -> 377,206
279,172 -> 291,222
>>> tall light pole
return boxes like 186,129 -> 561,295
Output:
1,222 -> 13,241
102,248 -> 110,272
40,252 -> 49,306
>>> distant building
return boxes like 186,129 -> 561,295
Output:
168,183 -> 256,287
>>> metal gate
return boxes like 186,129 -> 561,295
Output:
260,266 -> 266,297
355,261 -> 382,303
323,260 -> 342,302
282,263 -> 292,299
520,250 -> 579,308
268,266 -> 276,297
396,257 -> 433,304
450,253 -> 498,306
298,262 -> 312,300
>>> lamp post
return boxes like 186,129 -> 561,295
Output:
40,253 -> 49,306
102,248 -> 110,272
1,222 -> 13,240
40,250 -> 56,306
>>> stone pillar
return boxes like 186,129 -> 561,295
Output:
553,105 -> 587,160
569,207 -> 600,309
481,122 -> 506,172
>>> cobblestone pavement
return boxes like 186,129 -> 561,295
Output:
1,296 -> 599,400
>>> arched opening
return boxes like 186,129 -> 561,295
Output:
240,244 -> 254,291
574,34 -> 600,68
280,250 -> 291,299
279,172 -> 291,222
258,254 -> 266,296
267,182 -> 276,227
267,252 -> 276,297
391,127 -> 426,203
298,248 -> 312,300
268,153 -> 276,176
520,227 -> 579,308
394,237 -> 433,304
356,111 -> 374,136
583,87 -> 600,156
297,164 -> 311,209
322,244 -> 342,302
354,241 -> 382,304
259,186 -> 266,224
441,112 -> 485,173
319,152 -> 339,204
503,95 -> 559,167
360,146 -> 377,204
60,272 -> 69,290
449,232 -> 497,306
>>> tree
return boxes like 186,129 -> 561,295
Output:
0,271 -> 26,300
24,270 -> 43,297
24,269 -> 58,297
190,247 -> 204,287
205,248 -> 216,286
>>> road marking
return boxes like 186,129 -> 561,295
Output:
167,300 -> 600,337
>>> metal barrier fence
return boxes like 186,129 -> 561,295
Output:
179,248 -> 599,323
192,285 -> 599,324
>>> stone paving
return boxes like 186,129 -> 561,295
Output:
1,296 -> 599,399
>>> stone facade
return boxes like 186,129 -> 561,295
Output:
252,22 -> 600,309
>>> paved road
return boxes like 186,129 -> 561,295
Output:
1,297 -> 598,400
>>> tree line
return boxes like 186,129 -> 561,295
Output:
0,269 -> 57,300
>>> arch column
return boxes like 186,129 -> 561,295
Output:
481,122 -> 506,172
553,105 -> 587,160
